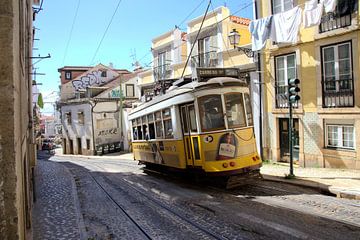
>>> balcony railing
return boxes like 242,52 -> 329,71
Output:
322,78 -> 354,108
153,64 -> 172,81
319,12 -> 352,33
275,85 -> 299,109
191,51 -> 218,68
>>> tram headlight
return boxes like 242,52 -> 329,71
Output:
222,163 -> 229,168
230,162 -> 236,167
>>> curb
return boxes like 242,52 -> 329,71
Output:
262,174 -> 360,200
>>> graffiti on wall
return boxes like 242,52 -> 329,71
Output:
98,128 -> 118,136
72,70 -> 110,91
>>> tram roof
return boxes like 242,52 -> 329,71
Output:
129,77 -> 246,117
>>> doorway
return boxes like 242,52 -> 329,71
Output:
279,118 -> 299,162
180,103 -> 201,166
77,138 -> 82,155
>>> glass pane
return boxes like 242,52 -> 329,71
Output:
225,93 -> 246,128
287,67 -> 296,80
342,126 -> 354,148
189,105 -> 198,132
287,55 -> 295,67
284,0 -> 293,11
338,44 -> 350,59
147,113 -> 154,122
339,59 -> 350,75
324,62 -> 335,77
163,119 -> 173,139
277,69 -> 285,86
181,107 -> 188,133
155,122 -> 163,138
276,56 -> 285,69
155,111 -> 161,120
162,108 -> 171,118
142,116 -> 147,124
244,93 -> 253,126
323,47 -> 334,62
198,95 -> 225,131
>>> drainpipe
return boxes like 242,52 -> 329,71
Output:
254,0 -> 264,161
90,101 -> 97,155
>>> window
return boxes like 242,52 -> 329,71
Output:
326,124 -> 354,149
162,108 -> 173,139
198,36 -> 211,67
101,70 -> 107,77
132,119 -> 138,140
86,139 -> 90,150
244,93 -> 253,126
65,71 -> 72,80
272,0 -> 293,14
78,111 -> 84,125
199,95 -> 225,132
148,113 -> 155,139
155,111 -> 163,138
188,105 -> 197,132
126,84 -> 135,97
275,53 -> 297,108
321,42 -> 353,107
225,93 -> 246,128
65,112 -> 72,124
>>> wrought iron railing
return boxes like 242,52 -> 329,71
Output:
319,12 -> 352,33
191,51 -> 218,68
153,64 -> 172,81
322,78 -> 354,107
275,85 -> 299,109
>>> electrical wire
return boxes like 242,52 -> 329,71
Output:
90,0 -> 123,65
181,0 -> 212,79
62,0 -> 81,65
177,0 -> 207,28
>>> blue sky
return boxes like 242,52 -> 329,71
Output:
34,0 -> 254,115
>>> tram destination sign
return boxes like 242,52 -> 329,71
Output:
196,68 -> 240,82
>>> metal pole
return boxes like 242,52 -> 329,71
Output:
289,102 -> 294,176
254,0 -> 263,161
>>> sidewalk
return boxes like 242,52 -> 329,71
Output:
261,162 -> 360,200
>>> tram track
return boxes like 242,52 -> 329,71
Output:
69,159 -> 234,240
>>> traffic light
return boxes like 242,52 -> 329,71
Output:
288,78 -> 300,103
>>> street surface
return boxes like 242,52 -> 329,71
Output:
34,153 -> 360,240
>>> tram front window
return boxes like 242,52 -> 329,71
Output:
199,95 -> 225,132
225,93 -> 246,128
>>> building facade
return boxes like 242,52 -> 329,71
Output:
258,0 -> 360,169
0,0 -> 36,239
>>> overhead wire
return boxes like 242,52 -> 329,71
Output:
62,0 -> 81,65
181,0 -> 212,79
90,0 -> 123,65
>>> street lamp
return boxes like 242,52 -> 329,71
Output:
228,29 -> 254,58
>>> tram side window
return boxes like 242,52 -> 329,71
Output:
142,115 -> 148,140
155,111 -> 163,138
198,95 -> 225,132
148,113 -> 156,139
136,118 -> 143,140
132,119 -> 138,140
225,93 -> 246,128
163,108 -> 173,139
244,93 -> 253,126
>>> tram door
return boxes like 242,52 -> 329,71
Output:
181,104 -> 201,167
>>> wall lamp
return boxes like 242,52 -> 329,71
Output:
228,28 -> 254,58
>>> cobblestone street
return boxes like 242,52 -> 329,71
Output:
32,154 -> 86,240
32,153 -> 360,240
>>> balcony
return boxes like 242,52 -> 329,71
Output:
322,78 -> 354,108
191,51 -> 218,68
153,64 -> 172,81
275,85 -> 299,109
319,12 -> 352,33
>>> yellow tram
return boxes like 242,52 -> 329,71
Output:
128,68 -> 262,187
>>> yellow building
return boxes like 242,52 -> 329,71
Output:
258,0 -> 360,169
